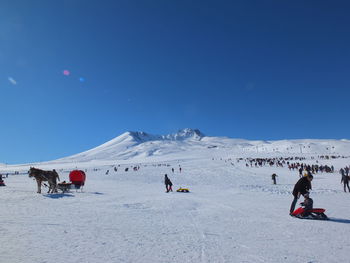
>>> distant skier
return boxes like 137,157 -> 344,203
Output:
164,174 -> 173,193
271,173 -> 277,185
290,174 -> 313,215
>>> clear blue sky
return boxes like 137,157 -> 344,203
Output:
1,0 -> 350,164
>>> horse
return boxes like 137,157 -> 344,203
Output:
28,167 -> 60,194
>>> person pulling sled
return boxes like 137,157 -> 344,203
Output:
290,174 -> 313,215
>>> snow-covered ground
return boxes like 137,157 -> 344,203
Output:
1,130 -> 350,263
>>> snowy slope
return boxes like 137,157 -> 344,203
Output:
56,129 -> 204,162
54,129 -> 350,164
1,129 -> 350,263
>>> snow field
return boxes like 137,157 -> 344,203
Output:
1,157 -> 350,263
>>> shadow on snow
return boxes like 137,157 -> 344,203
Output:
329,218 -> 350,224
89,192 -> 104,195
43,193 -> 74,199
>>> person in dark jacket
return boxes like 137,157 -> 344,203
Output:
271,174 -> 277,185
290,174 -> 313,215
341,171 -> 350,192
300,192 -> 313,217
164,174 -> 173,193
298,167 -> 303,178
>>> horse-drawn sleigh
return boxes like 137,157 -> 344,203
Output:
29,167 -> 86,194
57,170 -> 86,193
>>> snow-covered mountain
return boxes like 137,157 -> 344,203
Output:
57,128 -> 350,163
3,129 -> 350,263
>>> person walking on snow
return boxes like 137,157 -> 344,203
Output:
164,174 -> 173,193
341,169 -> 350,192
290,174 -> 313,215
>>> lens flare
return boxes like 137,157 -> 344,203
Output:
8,77 -> 17,85
63,70 -> 70,76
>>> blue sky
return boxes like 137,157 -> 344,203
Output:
1,0 -> 350,163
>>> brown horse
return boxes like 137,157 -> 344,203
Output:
28,167 -> 60,194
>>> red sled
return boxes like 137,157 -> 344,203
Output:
292,207 -> 328,220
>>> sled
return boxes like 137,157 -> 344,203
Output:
57,170 -> 86,193
177,187 -> 190,193
291,207 -> 329,220
57,182 -> 72,193
0,180 -> 5,186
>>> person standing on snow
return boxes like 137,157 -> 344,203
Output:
290,174 -> 313,215
164,174 -> 173,193
271,173 -> 277,185
298,167 -> 303,178
341,168 -> 350,192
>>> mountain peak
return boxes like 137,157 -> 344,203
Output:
170,128 -> 204,140
124,128 -> 205,142
125,131 -> 160,142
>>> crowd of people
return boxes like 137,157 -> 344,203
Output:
288,162 -> 334,177
236,156 -> 344,182
241,157 -> 304,168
